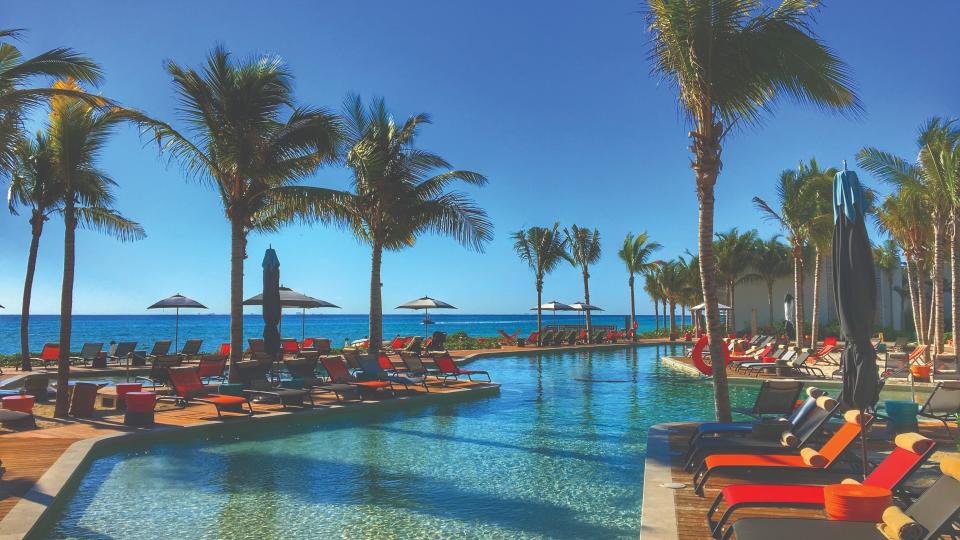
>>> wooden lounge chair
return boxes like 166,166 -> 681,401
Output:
724,456 -> 960,540
162,366 -> 253,417
706,432 -> 936,538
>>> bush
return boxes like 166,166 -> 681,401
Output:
445,331 -> 501,350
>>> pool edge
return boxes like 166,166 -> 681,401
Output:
639,422 -> 687,540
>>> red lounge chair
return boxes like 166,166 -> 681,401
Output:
691,412 -> 872,495
433,354 -> 491,384
883,344 -> 928,377
197,355 -> 227,383
218,343 -> 231,357
378,352 -> 401,372
706,433 -> 935,538
281,338 -> 300,357
163,366 -> 253,417
319,356 -> 394,396
498,330 -> 520,345
30,343 -> 61,371
809,336 -> 839,365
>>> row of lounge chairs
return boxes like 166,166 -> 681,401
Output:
20,339 -> 207,371
499,328 -> 635,347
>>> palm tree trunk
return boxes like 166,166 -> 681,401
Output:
20,215 -> 44,371
952,215 -> 960,351
914,259 -> 927,344
583,269 -> 592,342
793,253 -> 805,344
55,200 -> 76,418
681,304 -> 686,332
668,301 -> 676,336
536,278 -> 543,346
932,227 -> 945,353
810,249 -> 822,348
628,274 -> 636,330
662,298 -> 668,330
653,296 -> 659,332
368,242 -> 384,356
906,256 -> 922,341
227,216 -> 246,383
729,281 -> 736,335
886,269 -> 895,331
766,281 -> 774,330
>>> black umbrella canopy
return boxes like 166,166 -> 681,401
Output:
262,248 -> 282,361
147,294 -> 207,310
243,287 -> 339,309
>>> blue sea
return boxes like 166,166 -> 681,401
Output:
0,314 -> 690,355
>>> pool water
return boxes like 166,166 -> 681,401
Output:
42,346 -> 911,539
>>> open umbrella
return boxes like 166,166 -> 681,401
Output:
397,296 -> 457,337
569,301 -> 603,333
147,294 -> 207,351
530,300 -> 574,329
831,166 -> 878,479
261,248 -> 282,364
244,286 -> 339,341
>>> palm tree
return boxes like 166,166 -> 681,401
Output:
565,225 -> 602,342
0,28 -> 102,175
798,159 -> 837,348
46,80 -> 145,417
514,223 -> 571,345
135,47 -> 342,376
658,260 -> 686,337
643,271 -> 663,334
618,231 -> 662,331
749,235 -> 792,328
7,132 -> 57,370
333,95 -> 492,356
678,254 -> 702,333
645,0 -> 860,422
872,239 -> 900,329
713,227 -> 759,333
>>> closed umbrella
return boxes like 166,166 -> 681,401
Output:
244,286 -> 339,341
397,296 -> 457,337
530,300 -> 574,329
147,294 -> 207,351
261,248 -> 282,364
831,166 -> 878,478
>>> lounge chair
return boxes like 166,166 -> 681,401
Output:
551,331 -> 566,346
683,394 -> 841,471
740,347 -> 797,376
731,380 -> 804,419
519,331 -> 538,346
425,331 -> 447,352
176,339 -> 203,361
280,338 -> 301,359
432,353 -> 491,384
538,330 -> 555,347
129,340 -> 172,366
933,354 -> 958,380
105,341 -> 137,366
135,355 -> 183,389
30,343 -> 60,371
246,338 -> 265,358
724,455 -> 960,540
235,357 -> 313,408
162,366 -> 253,417
917,381 -> 960,433
691,411 -> 873,495
217,342 -> 231,358
319,356 -> 395,397
563,330 -> 578,345
357,355 -> 430,392
498,330 -> 520,345
341,347 -> 363,374
400,351 -> 440,378
196,355 -> 227,384
808,336 -> 839,365
69,342 -> 103,366
285,356 -> 359,402
706,432 -> 936,538
891,335 -> 910,352
883,344 -> 928,377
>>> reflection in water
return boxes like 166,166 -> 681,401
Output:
50,344 -> 774,540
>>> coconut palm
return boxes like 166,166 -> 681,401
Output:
0,28 -> 102,175
658,260 -> 686,336
872,239 -> 900,329
644,0 -> 860,422
798,159 -> 837,348
565,225 -> 602,342
514,223 -> 571,345
643,270 -> 663,334
678,254 -> 702,333
46,80 -> 145,417
748,235 -> 792,328
332,95 -> 492,355
133,47 -> 342,376
618,231 -> 662,331
713,227 -> 759,333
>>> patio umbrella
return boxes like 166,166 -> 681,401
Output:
244,286 -> 339,341
261,248 -> 282,363
569,301 -> 603,332
397,296 -> 457,338
147,294 -> 207,351
831,166 -> 878,479
530,300 -> 574,329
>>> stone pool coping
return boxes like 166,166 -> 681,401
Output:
639,422 -> 685,540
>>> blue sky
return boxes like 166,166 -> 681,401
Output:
1,1 -> 957,316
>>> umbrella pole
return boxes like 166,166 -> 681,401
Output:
424,308 -> 429,339
175,307 -> 180,352
301,308 -> 305,342
859,408 -> 869,480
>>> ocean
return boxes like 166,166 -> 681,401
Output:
0,313 -> 691,355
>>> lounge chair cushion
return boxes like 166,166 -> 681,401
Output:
894,433 -> 932,454
705,453 -> 808,470
800,448 -> 828,468
879,506 -> 925,540
942,455 -> 960,481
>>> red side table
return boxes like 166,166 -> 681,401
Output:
123,392 -> 156,426
116,383 -> 142,409
823,484 -> 892,522
2,395 -> 35,414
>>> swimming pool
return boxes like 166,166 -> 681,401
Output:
41,345 -> 912,539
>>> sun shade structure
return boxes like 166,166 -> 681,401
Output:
147,294 -> 207,351
397,296 -> 457,337
568,301 -> 603,331
243,286 -> 340,341
261,247 -> 282,362
531,300 -> 574,328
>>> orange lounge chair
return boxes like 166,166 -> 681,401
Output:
809,336 -> 839,365
163,366 -> 253,417
319,356 -> 394,396
197,355 -> 227,383
691,411 -> 873,495
883,344 -> 928,377
433,353 -> 491,384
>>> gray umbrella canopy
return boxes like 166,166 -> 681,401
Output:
397,296 -> 456,337
262,248 -> 282,361
531,300 -> 574,311
244,286 -> 340,341
147,294 -> 207,350
568,301 -> 603,312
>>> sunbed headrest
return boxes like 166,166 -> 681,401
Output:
800,448 -> 828,468
879,505 -> 925,540
816,395 -> 837,410
780,431 -> 799,448
806,387 -> 824,399
941,455 -> 960,481
841,478 -> 861,485
844,409 -> 868,424
895,433 -> 933,454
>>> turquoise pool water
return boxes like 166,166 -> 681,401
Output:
43,346 -> 914,539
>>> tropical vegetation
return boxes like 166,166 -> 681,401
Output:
513,223 -> 571,345
565,225 -> 602,341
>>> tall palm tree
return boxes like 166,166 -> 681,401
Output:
565,225 -> 602,341
514,223 -> 571,345
7,132 -> 57,370
798,159 -> 837,348
47,80 -> 145,417
860,118 -> 958,353
333,95 -> 492,356
713,227 -> 759,333
643,271 -> 663,333
134,47 -> 342,376
658,260 -> 686,337
748,235 -> 792,328
645,0 -> 860,422
678,254 -> 702,333
0,28 -> 103,175
872,239 -> 900,329
618,231 -> 662,330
